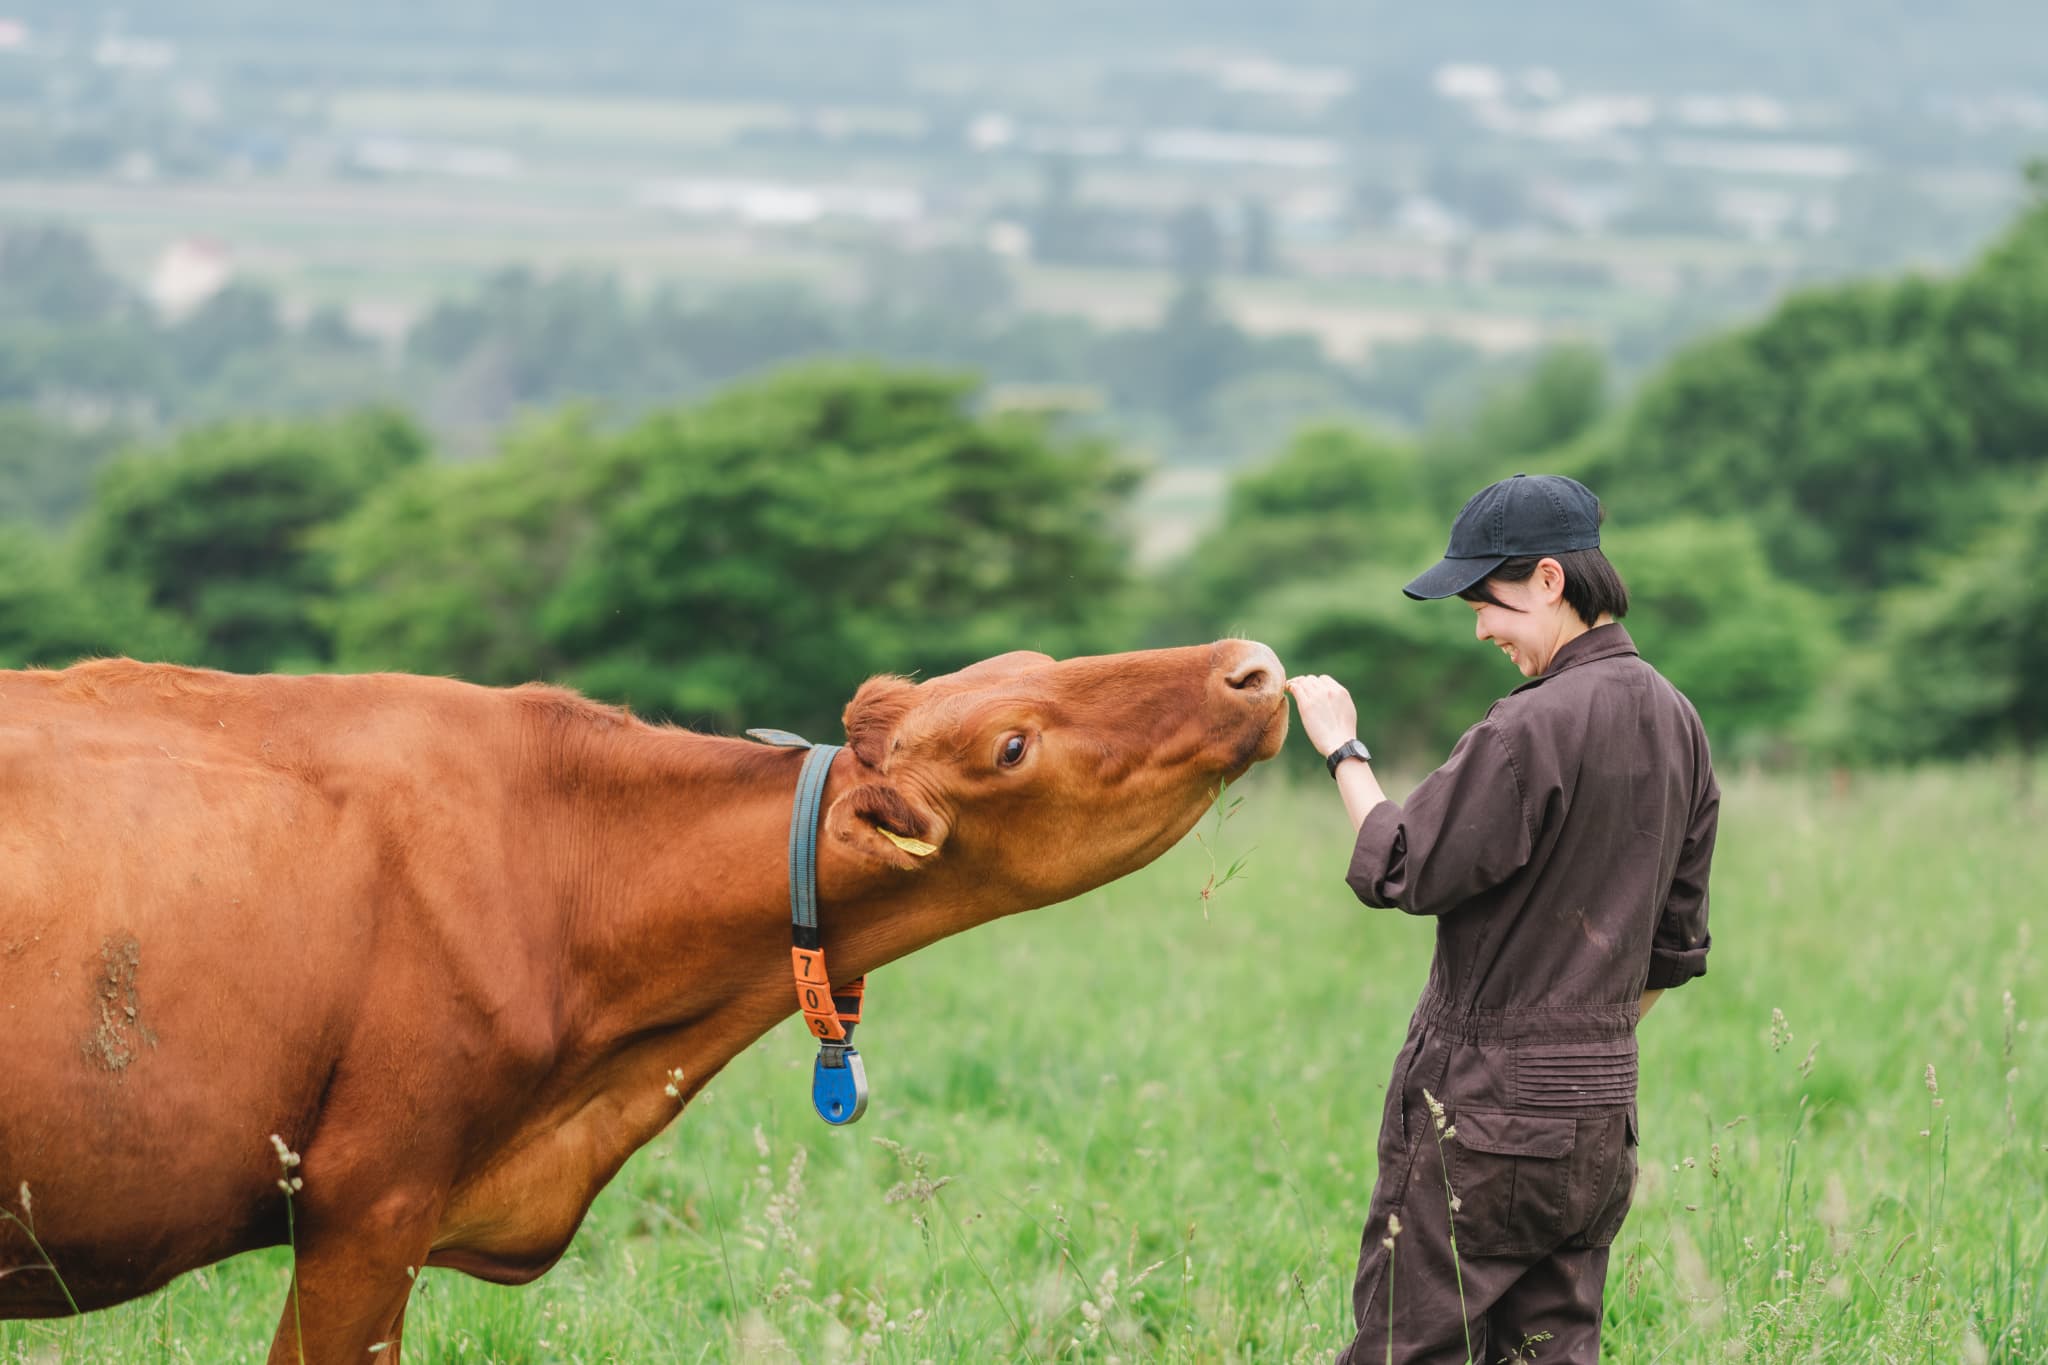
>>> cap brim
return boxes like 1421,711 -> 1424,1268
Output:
1402,554 -> 1507,601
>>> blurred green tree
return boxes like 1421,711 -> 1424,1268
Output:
82,408 -> 427,671
1583,276 -> 1987,596
1581,192 -> 2048,610
1935,195 -> 2048,469
1849,470 -> 2048,766
327,408 -> 616,683
1421,344 -> 1609,515
331,365 -> 1140,735
0,407 -> 132,526
1787,346 -> 1976,589
172,282 -> 286,385
545,365 -> 1139,729
1172,423 -> 1435,633
0,223 -> 133,325
1601,517 -> 1835,757
0,526 -> 196,668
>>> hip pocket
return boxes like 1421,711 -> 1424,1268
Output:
1448,1108 -> 1575,1258
1514,1036 -> 1638,1111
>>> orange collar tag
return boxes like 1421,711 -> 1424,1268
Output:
792,947 -> 847,1041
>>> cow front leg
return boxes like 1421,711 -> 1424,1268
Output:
265,1193 -> 435,1365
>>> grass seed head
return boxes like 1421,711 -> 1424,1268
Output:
1769,1007 -> 1793,1052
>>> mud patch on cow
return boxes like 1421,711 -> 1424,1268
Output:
83,934 -> 156,1072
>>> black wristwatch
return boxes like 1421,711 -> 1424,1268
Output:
1325,737 -> 1372,779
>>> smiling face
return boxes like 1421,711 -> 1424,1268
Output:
1468,576 -> 1549,678
819,639 -> 1288,910
1465,558 -> 1602,679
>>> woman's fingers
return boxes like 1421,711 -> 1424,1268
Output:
1284,675 -> 1357,753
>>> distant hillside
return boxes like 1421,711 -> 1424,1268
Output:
15,1 -> 2048,101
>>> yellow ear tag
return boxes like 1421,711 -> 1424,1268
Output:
878,827 -> 938,857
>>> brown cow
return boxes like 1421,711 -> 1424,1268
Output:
0,639 -> 1286,1361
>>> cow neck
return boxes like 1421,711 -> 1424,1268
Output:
542,718 -> 964,1113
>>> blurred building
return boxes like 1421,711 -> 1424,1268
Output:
148,237 -> 232,318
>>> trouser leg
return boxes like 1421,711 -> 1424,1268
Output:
1481,1243 -> 1610,1365
1335,1212 -> 1491,1365
1333,1130 -> 1532,1365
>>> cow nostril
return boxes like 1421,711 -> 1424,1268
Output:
1219,640 -> 1284,698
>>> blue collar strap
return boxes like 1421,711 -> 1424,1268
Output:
748,729 -> 869,1126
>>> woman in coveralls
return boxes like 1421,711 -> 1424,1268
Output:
1287,474 -> 1718,1365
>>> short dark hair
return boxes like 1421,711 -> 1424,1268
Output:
1459,547 -> 1630,626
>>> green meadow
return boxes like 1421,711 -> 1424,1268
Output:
4,763 -> 2044,1363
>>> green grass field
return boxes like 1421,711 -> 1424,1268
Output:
5,763 -> 2044,1363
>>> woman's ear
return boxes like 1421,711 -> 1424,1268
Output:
824,781 -> 951,871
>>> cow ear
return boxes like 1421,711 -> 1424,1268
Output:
843,675 -> 916,768
824,781 -> 950,871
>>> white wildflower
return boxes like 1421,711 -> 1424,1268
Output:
268,1134 -> 301,1169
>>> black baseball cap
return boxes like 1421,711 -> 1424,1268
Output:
1402,473 -> 1602,601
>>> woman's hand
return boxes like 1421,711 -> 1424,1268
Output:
1284,674 -> 1359,758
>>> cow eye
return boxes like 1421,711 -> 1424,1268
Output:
999,734 -> 1028,767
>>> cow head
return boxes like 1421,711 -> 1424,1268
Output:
820,640 -> 1287,911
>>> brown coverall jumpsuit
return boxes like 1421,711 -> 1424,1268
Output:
1333,624 -> 1718,1365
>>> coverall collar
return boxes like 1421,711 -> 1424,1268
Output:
1510,622 -> 1638,694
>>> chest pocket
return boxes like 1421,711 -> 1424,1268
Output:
1513,1036 -> 1637,1111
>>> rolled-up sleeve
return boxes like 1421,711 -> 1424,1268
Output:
1347,720 -> 1535,915
1646,772 -> 1718,989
